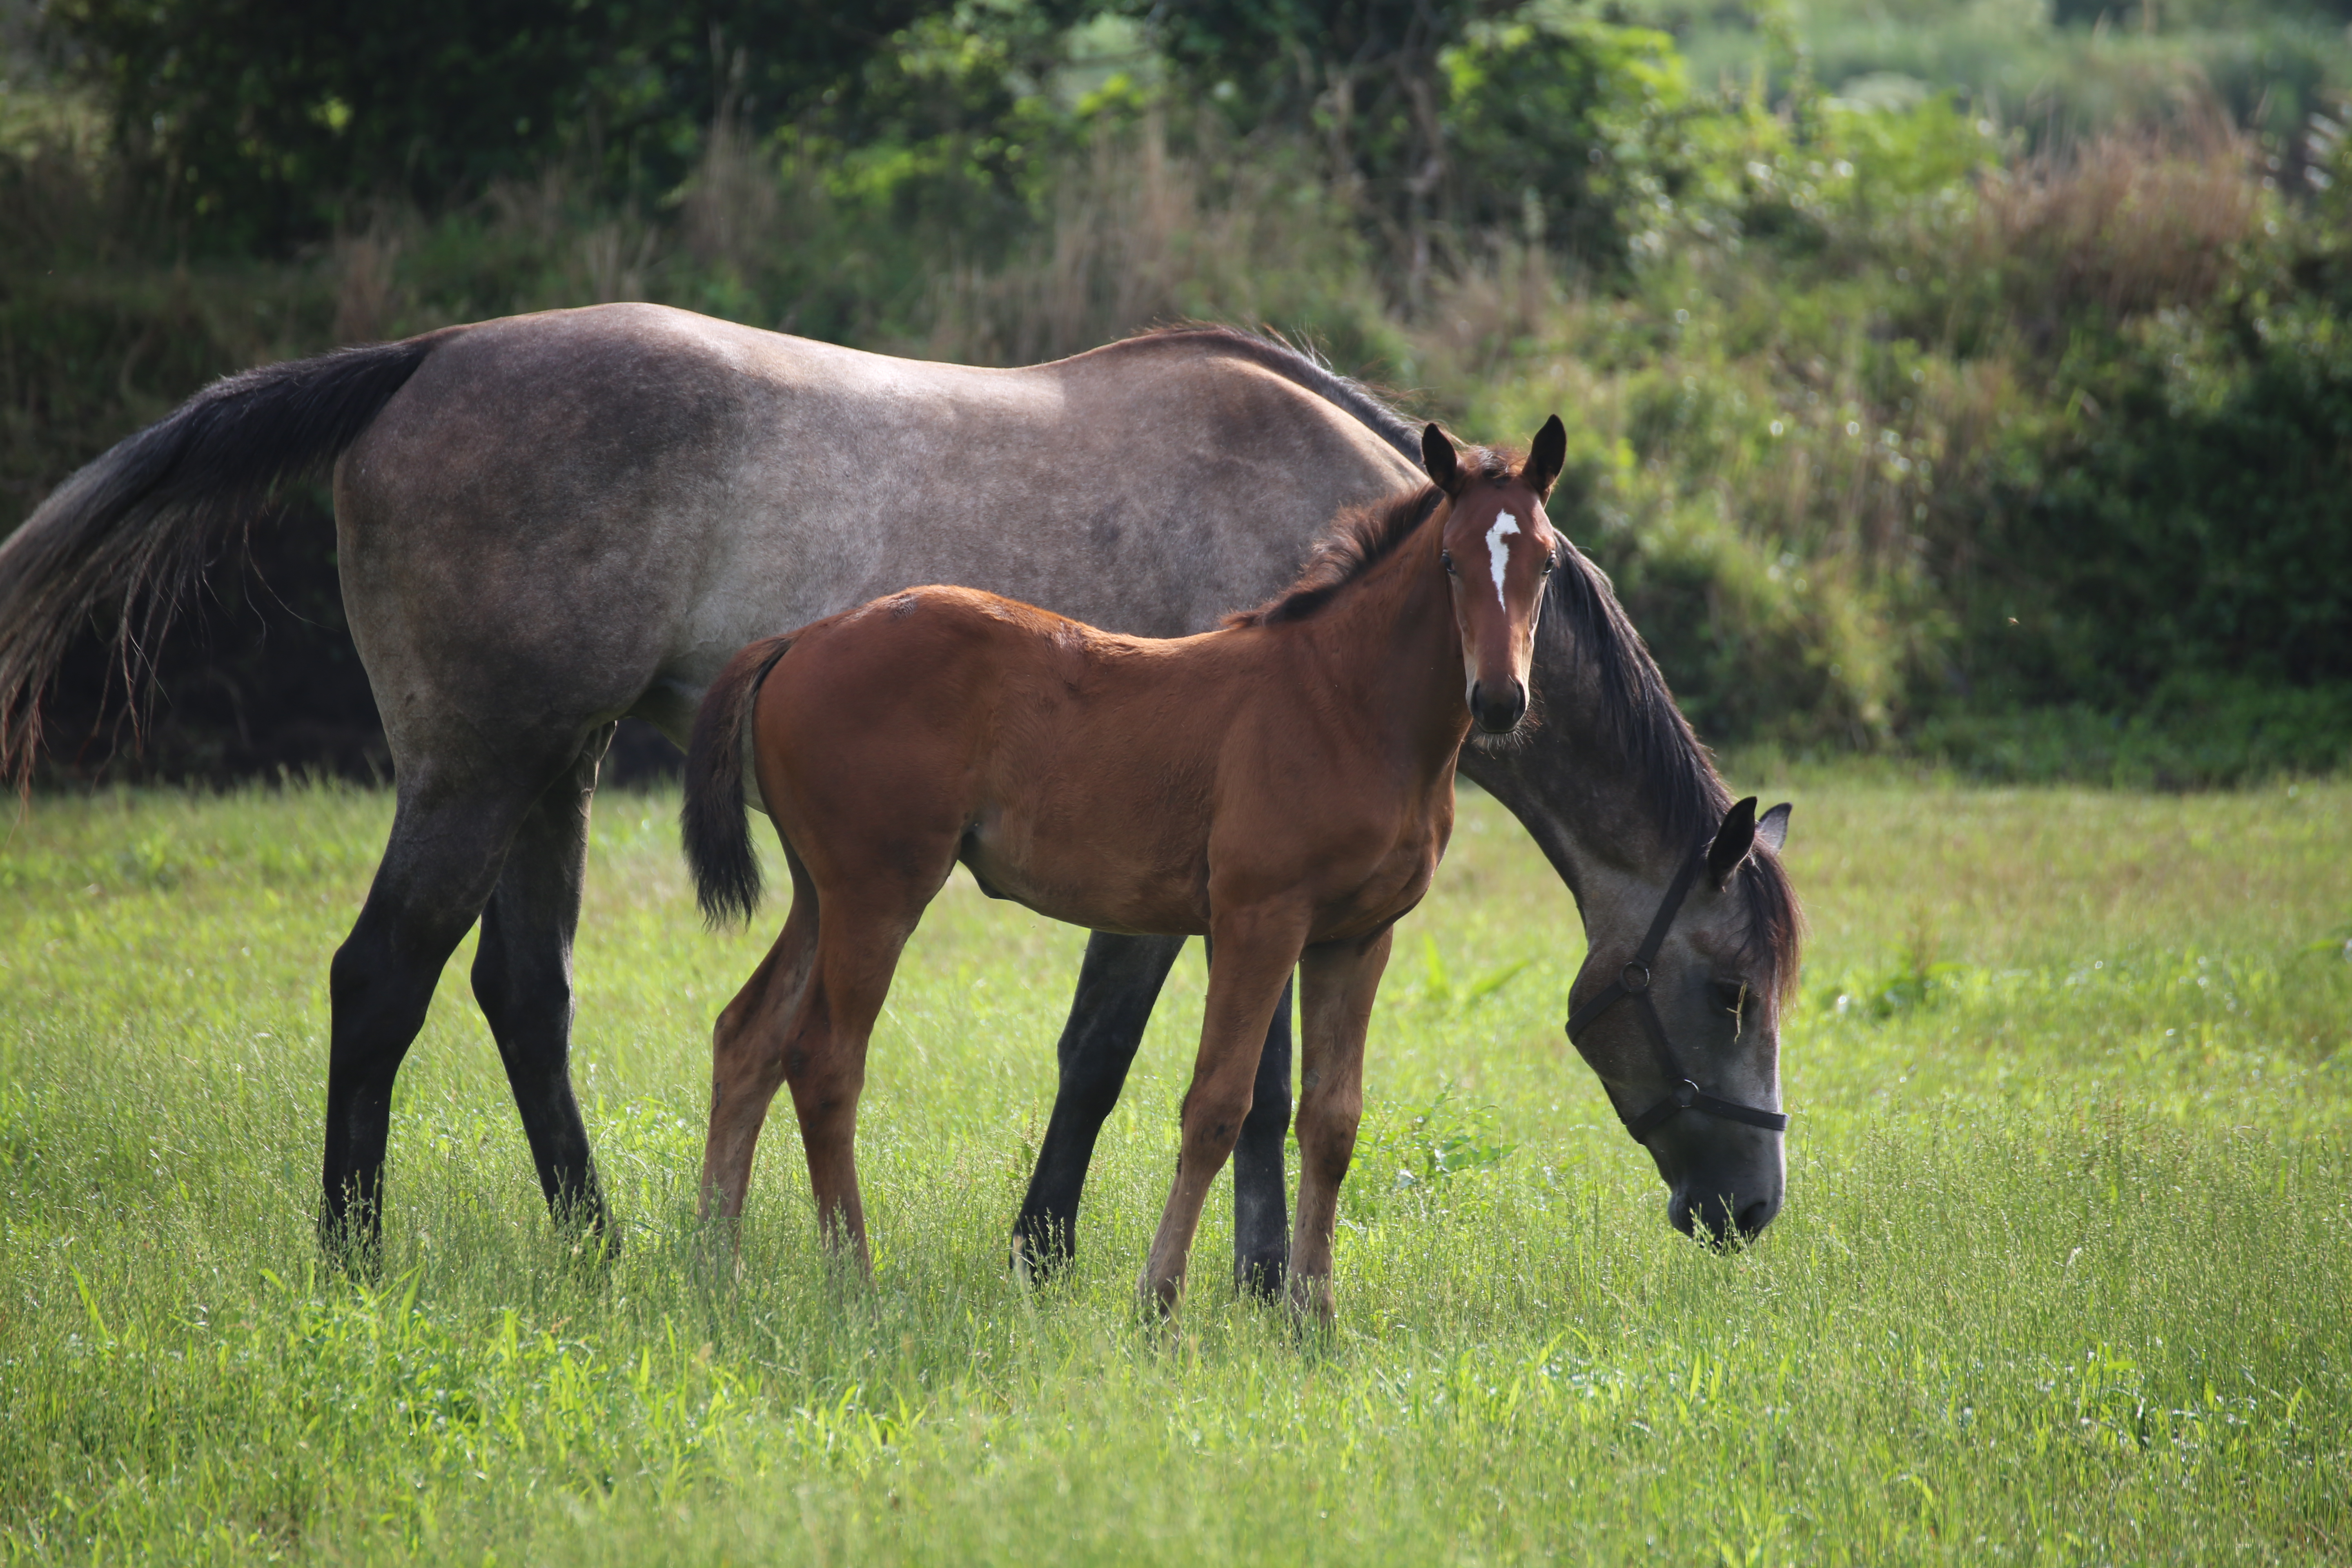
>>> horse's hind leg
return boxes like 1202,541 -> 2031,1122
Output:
322,776 -> 542,1254
702,866 -> 925,1277
470,724 -> 616,1243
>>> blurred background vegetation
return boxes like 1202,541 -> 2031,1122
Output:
4,0 -> 2351,786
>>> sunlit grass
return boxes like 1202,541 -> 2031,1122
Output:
0,776 -> 2346,1564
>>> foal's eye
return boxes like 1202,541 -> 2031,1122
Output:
1441,550 -> 1456,575
1543,552 -> 1558,574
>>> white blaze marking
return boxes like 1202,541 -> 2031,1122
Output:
1485,512 -> 1522,606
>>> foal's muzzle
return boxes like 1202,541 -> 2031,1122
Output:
1469,679 -> 1527,734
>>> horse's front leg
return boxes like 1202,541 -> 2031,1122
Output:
1138,905 -> 1305,1317
1014,933 -> 1187,1278
1289,926 -> 1392,1327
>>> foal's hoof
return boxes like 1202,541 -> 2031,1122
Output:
1136,1272 -> 1182,1320
1286,1274 -> 1336,1332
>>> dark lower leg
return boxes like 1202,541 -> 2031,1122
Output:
1231,975 -> 1294,1296
471,725 -> 616,1240
1012,932 -> 1183,1277
321,791 -> 525,1254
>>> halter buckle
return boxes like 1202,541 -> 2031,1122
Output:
1621,960 -> 1652,993
1672,1078 -> 1699,1109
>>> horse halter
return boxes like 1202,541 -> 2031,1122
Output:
1564,840 -> 1791,1144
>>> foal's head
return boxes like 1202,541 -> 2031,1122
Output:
1424,418 -> 1567,735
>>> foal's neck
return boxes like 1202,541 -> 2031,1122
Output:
1292,508 -> 1468,768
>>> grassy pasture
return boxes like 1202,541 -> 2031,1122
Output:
0,775 -> 2346,1564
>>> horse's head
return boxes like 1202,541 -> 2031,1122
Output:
1566,798 -> 1797,1246
1425,419 -> 1566,736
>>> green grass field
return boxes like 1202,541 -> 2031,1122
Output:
0,774 -> 2346,1564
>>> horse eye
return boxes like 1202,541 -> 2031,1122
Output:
1712,980 -> 1749,1016
1543,552 -> 1558,574
1441,550 -> 1456,575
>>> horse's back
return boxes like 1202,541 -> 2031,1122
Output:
330,304 -> 1417,767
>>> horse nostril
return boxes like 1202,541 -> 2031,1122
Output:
1737,1197 -> 1778,1238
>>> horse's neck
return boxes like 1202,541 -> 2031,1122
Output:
1459,657 -> 1711,915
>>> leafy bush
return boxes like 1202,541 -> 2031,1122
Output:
6,0 -> 2352,782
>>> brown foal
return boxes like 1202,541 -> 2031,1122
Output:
680,419 -> 1566,1319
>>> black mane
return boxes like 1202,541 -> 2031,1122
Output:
1541,543 -> 1804,1000
1117,324 -> 1424,465
1125,323 -> 1802,995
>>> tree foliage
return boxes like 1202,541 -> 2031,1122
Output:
52,0 -> 967,247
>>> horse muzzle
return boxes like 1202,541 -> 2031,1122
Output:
1668,1170 -> 1783,1247
1468,679 -> 1527,734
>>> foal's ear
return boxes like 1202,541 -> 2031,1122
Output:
1706,796 -> 1760,887
1755,801 -> 1792,855
1421,423 -> 1461,492
1522,414 -> 1566,500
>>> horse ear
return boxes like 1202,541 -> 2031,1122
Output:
1707,796 -> 1760,887
1421,423 -> 1461,492
1522,414 -> 1566,499
1755,801 -> 1792,855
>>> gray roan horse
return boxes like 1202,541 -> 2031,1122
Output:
0,304 -> 1800,1273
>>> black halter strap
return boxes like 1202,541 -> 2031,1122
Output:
1564,841 -> 1790,1143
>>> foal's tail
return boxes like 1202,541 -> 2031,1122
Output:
682,633 -> 798,928
0,332 -> 452,781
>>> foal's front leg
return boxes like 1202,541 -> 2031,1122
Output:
1138,906 -> 1305,1316
1289,927 -> 1392,1326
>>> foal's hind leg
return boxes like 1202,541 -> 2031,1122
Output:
701,862 -> 927,1274
470,724 -> 617,1243
701,854 -> 822,1226
774,900 -> 920,1273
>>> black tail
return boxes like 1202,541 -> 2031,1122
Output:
0,332 -> 451,780
682,633 -> 797,928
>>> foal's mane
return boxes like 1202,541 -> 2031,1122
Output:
1222,447 -> 1518,630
